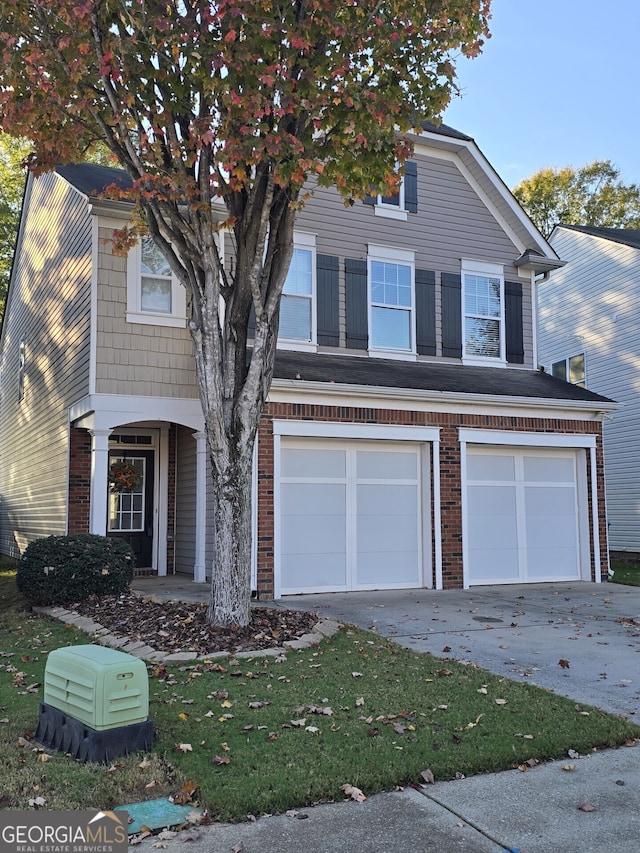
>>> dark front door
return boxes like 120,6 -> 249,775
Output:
107,449 -> 155,568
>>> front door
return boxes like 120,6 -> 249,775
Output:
108,449 -> 155,568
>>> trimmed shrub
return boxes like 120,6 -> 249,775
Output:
17,534 -> 135,606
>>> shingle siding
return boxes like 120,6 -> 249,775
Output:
0,172 -> 92,555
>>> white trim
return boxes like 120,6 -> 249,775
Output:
458,428 -> 597,449
374,206 -> 408,221
126,238 -> 187,328
461,258 -> 506,365
367,245 -> 416,355
278,232 -> 317,347
268,381 -> 616,420
70,393 -> 205,432
590,445 -> 601,584
157,426 -> 169,575
273,431 -> 282,599
273,420 -> 441,442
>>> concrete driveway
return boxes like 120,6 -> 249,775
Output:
281,582 -> 640,718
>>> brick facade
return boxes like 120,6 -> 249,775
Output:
68,426 -> 91,534
255,402 -> 607,598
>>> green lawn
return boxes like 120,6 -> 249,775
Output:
1,568 -> 639,822
609,558 -> 640,587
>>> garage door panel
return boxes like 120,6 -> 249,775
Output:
466,447 -> 581,586
279,440 -> 423,594
467,513 -> 518,549
467,485 -> 517,515
523,456 -> 574,482
525,486 -> 576,516
526,547 -> 578,580
358,513 -> 418,552
357,450 -> 417,479
357,484 -> 417,515
281,553 -> 346,591
468,548 -> 520,582
467,453 -> 515,481
357,550 -> 420,586
281,483 -> 345,516
281,447 -> 345,478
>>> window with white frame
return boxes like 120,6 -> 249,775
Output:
279,233 -> 316,344
462,260 -> 505,361
552,353 -> 585,387
368,246 -> 415,352
126,235 -> 187,327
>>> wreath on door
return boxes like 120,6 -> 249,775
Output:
109,460 -> 141,493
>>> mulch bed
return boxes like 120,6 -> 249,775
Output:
69,591 -> 319,656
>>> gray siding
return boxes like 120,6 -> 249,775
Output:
539,228 -> 640,551
174,426 -> 214,576
95,226 -> 199,398
290,152 -> 534,365
0,172 -> 92,556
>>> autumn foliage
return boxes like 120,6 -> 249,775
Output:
0,1 -> 491,626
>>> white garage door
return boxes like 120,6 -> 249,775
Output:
465,447 -> 582,585
279,439 -> 423,594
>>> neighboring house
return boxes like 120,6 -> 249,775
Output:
0,123 -> 615,598
538,224 -> 640,556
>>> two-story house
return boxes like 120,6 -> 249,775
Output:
538,224 -> 640,557
0,123 -> 615,598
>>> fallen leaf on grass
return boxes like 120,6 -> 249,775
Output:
138,756 -> 152,769
341,784 -> 366,802
28,796 -> 46,807
170,781 -> 200,804
213,755 -> 230,765
436,668 -> 453,677
175,743 -> 193,753
420,769 -> 435,784
495,699 -> 507,706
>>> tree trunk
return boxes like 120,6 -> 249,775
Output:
206,440 -> 254,627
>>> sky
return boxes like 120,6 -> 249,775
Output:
442,0 -> 640,191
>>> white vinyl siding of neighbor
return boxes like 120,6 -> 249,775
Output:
0,172 -> 92,556
539,227 -> 640,552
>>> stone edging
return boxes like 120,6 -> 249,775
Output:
33,604 -> 342,663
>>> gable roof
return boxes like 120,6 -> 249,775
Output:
271,350 -> 614,408
56,163 -> 133,198
551,224 -> 640,251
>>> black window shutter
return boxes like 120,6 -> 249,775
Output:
505,280 -> 524,364
345,258 -> 368,349
404,161 -> 418,213
363,191 -> 376,207
441,272 -> 462,358
415,269 -> 436,355
316,254 -> 340,346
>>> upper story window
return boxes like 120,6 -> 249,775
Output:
279,232 -> 316,346
364,161 -> 418,221
552,354 -> 585,387
127,236 -> 186,328
368,246 -> 415,353
462,260 -> 505,363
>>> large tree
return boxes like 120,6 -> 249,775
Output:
0,135 -> 31,316
0,0 -> 491,626
513,160 -> 640,238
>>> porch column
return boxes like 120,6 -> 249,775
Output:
193,431 -> 208,583
89,428 -> 111,536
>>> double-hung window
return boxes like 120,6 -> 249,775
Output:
279,232 -> 316,345
368,246 -> 415,353
462,260 -> 505,362
127,235 -> 186,327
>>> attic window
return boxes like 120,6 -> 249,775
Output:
552,354 -> 585,387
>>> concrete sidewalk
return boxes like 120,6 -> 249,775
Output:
133,580 -> 640,853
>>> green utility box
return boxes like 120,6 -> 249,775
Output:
43,644 -> 149,730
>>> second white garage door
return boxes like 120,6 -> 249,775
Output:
465,446 -> 583,586
278,439 -> 424,594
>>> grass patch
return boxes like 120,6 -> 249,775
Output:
1,569 -> 639,821
609,558 -> 640,587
